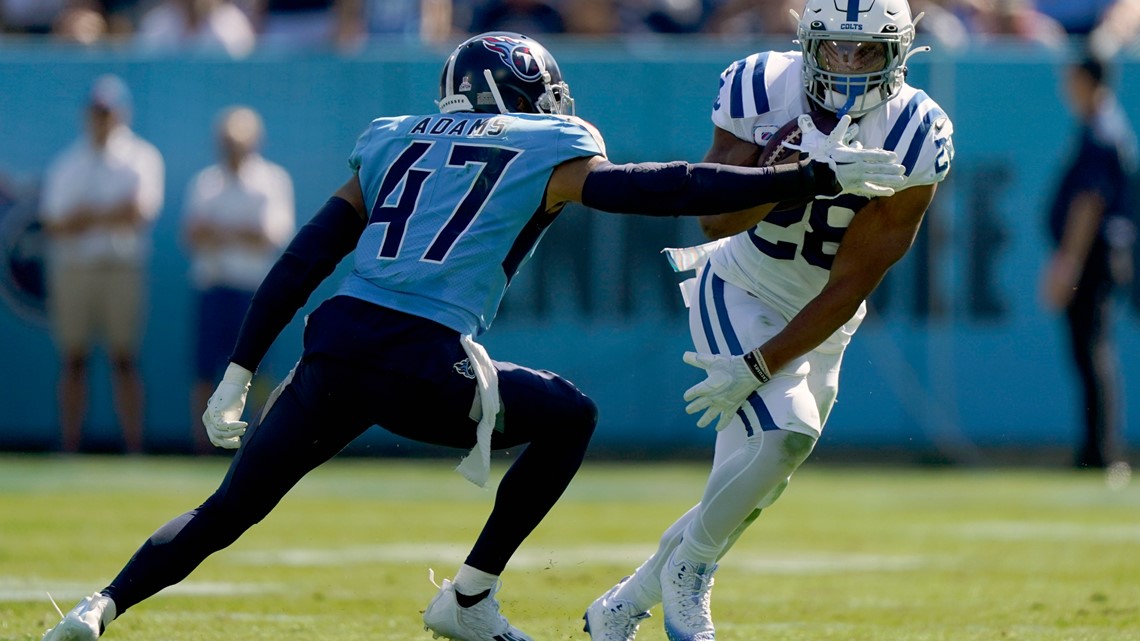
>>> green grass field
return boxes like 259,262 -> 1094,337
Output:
1,454 -> 1138,641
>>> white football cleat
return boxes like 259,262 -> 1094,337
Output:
660,551 -> 717,641
583,577 -> 651,641
42,592 -> 116,641
423,578 -> 532,641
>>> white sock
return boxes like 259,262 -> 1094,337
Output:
453,564 -> 498,596
613,505 -> 700,612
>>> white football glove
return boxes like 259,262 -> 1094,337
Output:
682,351 -> 766,431
792,114 -> 907,199
202,363 -> 253,449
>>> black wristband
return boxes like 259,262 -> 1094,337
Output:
742,349 -> 771,384
807,160 -> 842,197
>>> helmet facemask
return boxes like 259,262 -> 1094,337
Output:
794,1 -> 925,117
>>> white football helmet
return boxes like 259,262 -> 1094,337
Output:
794,0 -> 925,117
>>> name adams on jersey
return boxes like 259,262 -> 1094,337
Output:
708,50 -> 954,351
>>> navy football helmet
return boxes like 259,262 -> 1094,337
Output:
438,32 -> 573,116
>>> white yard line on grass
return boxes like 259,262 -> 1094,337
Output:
0,577 -> 286,602
229,543 -> 927,574
955,521 -> 1140,542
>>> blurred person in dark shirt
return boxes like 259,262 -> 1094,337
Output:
1040,54 -> 1137,480
470,0 -> 564,34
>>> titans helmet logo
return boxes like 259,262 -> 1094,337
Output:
481,35 -> 542,82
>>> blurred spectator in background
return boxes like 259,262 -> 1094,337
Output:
957,0 -> 1065,47
84,0 -> 141,36
252,0 -> 363,50
1089,0 -> 1140,58
39,74 -> 164,454
1040,55 -> 1136,481
469,0 -> 564,34
1035,0 -> 1116,34
704,0 -> 799,36
135,0 -> 256,57
1,0 -> 68,34
364,0 -> 452,44
562,0 -> 619,35
630,0 -> 712,33
910,0 -> 970,48
181,106 -> 293,453
51,2 -> 109,44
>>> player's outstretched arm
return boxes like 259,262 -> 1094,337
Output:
203,176 -> 367,449
696,115 -> 908,239
548,153 -> 840,216
697,126 -> 778,239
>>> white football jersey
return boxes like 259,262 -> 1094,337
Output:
706,50 -> 954,351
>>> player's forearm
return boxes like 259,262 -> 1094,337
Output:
93,201 -> 144,226
756,282 -> 869,374
1058,192 -> 1104,267
580,159 -> 838,217
229,196 -> 365,371
698,204 -> 776,239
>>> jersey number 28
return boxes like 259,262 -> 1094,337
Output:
750,194 -> 864,270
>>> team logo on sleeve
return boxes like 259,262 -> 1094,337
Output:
482,35 -> 542,82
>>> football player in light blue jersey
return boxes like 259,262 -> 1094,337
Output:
584,2 -> 955,641
39,32 -> 907,641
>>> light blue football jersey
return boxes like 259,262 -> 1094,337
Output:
336,112 -> 604,336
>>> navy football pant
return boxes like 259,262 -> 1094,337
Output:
103,299 -> 597,613
1065,276 -> 1124,468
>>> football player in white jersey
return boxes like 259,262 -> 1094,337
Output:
583,2 -> 954,641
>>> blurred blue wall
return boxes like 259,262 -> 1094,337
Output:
1,41 -> 1138,461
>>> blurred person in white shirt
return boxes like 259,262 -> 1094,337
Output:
39,74 -> 165,454
136,0 -> 256,58
182,106 -> 294,453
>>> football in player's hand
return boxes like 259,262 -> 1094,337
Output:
756,109 -> 840,210
756,109 -> 841,168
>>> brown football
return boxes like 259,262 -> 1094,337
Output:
755,109 -> 841,168
755,110 -> 840,210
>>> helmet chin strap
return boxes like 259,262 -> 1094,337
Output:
837,93 -> 857,118
483,69 -> 509,114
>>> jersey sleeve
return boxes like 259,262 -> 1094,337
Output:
711,56 -> 756,140
711,52 -> 779,141
885,92 -> 955,188
347,121 -> 377,172
555,115 -> 607,161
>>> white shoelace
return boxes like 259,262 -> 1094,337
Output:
603,604 -> 649,641
672,567 -> 715,629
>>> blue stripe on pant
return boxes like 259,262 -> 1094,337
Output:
696,267 -> 780,436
